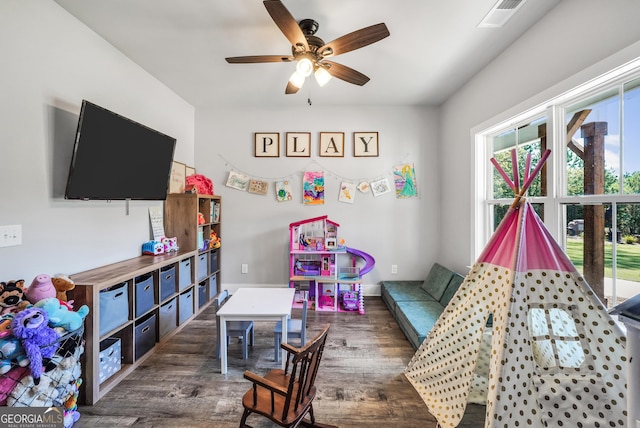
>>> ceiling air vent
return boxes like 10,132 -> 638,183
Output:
478,0 -> 526,28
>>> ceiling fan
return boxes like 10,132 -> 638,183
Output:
225,0 -> 390,94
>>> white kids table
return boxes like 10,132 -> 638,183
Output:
216,287 -> 295,374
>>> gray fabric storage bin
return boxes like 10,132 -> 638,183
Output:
99,337 -> 121,384
179,258 -> 192,291
179,289 -> 194,325
197,253 -> 207,281
210,250 -> 219,273
134,274 -> 155,318
158,297 -> 177,339
160,265 -> 176,301
99,282 -> 129,337
134,313 -> 157,360
208,274 -> 218,299
198,281 -> 207,308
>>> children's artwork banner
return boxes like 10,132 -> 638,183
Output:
339,182 -> 356,204
393,163 -> 418,198
275,180 -> 293,202
303,171 -> 324,205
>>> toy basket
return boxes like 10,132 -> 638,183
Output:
1,326 -> 84,427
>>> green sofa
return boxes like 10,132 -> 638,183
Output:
381,263 -> 465,350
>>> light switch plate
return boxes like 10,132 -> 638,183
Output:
0,225 -> 22,248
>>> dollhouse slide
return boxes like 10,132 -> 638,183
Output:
345,247 -> 375,276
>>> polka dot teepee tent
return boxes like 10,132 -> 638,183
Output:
405,149 -> 628,428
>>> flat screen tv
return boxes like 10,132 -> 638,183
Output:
65,100 -> 176,200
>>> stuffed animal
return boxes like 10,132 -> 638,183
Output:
6,373 -> 59,407
25,274 -> 57,304
0,365 -> 29,405
12,307 -> 59,384
186,173 -> 214,195
51,274 -> 75,303
209,231 -> 221,249
0,313 -> 15,338
0,335 -> 29,374
0,280 -> 30,315
44,355 -> 81,407
63,378 -> 81,428
34,298 -> 89,333
64,408 -> 81,428
161,236 -> 178,253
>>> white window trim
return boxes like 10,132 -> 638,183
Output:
472,55 -> 640,262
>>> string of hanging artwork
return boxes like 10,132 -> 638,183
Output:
219,155 -> 418,204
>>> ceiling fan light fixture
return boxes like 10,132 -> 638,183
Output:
296,57 -> 314,77
314,66 -> 332,87
288,70 -> 306,89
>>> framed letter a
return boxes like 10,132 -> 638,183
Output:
354,132 -> 379,157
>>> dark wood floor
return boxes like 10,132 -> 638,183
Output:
77,297 -> 486,427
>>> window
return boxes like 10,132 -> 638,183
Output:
528,305 -> 586,372
477,62 -> 640,309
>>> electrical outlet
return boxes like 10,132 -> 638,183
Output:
391,264 -> 398,275
241,264 -> 249,274
0,225 -> 22,248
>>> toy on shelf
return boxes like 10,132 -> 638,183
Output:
142,240 -> 164,256
209,230 -> 221,249
161,236 -> 178,253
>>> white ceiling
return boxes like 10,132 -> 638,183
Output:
54,0 -> 560,108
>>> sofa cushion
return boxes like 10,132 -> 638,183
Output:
395,300 -> 446,349
420,263 -> 455,301
382,281 -> 437,302
381,281 -> 435,318
439,272 -> 465,306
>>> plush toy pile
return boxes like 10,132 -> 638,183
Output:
185,173 -> 214,195
0,273 -> 88,427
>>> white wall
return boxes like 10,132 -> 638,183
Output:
0,2 -> 195,280
438,0 -> 640,274
195,105 -> 439,293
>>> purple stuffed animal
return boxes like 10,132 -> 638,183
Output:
12,307 -> 59,384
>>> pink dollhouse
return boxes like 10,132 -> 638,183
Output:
289,216 -> 375,314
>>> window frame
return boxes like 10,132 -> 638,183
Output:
474,57 -> 640,305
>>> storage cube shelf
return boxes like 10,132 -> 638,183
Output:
165,194 -> 222,305
70,250 -> 207,404
69,194 -> 222,405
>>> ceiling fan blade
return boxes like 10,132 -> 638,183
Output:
263,0 -> 309,51
226,55 -> 294,64
322,60 -> 370,86
318,23 -> 390,57
285,81 -> 300,94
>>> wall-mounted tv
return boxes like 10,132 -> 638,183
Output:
65,100 -> 176,200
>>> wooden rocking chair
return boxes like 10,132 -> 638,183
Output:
239,324 -> 337,428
